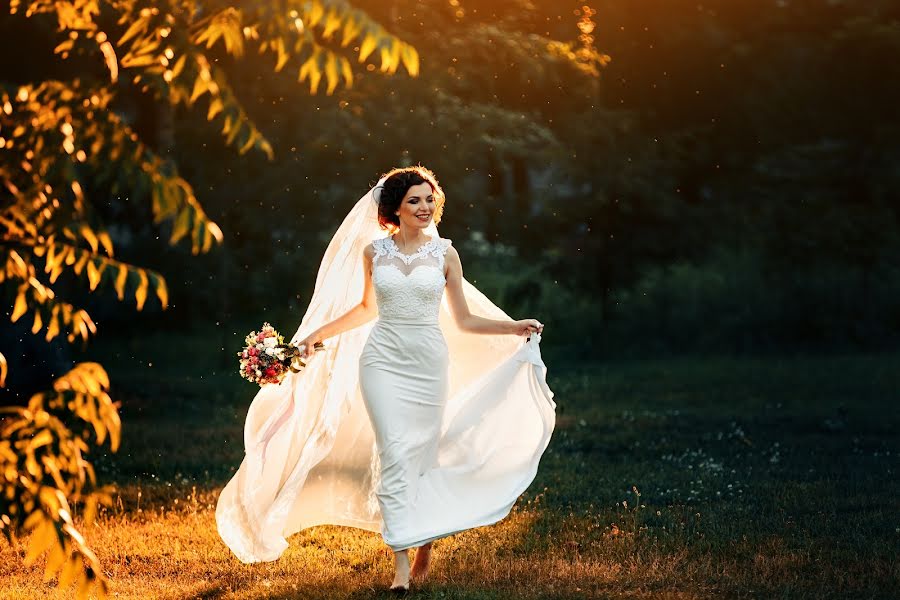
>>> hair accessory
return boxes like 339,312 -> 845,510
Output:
372,185 -> 385,204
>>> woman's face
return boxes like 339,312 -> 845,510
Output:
395,182 -> 436,231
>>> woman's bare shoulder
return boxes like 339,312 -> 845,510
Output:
444,244 -> 462,274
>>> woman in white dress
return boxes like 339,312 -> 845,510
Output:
216,166 -> 556,592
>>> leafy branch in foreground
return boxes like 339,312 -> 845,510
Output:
0,363 -> 118,599
2,0 -> 416,597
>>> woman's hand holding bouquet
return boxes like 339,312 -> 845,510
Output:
238,323 -> 323,386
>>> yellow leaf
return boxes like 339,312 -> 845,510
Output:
24,519 -> 55,566
195,24 -> 213,47
259,139 -> 274,161
154,274 -> 168,309
238,130 -> 257,155
44,243 -> 58,274
31,429 -> 53,450
133,37 -> 161,57
114,265 -> 128,300
61,303 -> 73,329
46,305 -> 60,342
207,98 -> 223,121
207,221 -> 223,243
325,53 -> 339,95
54,39 -> 75,55
322,9 -> 341,39
308,0 -> 324,27
82,311 -> 97,336
73,250 -> 90,275
381,42 -> 401,74
358,33 -> 377,63
48,260 -> 64,284
58,554 -> 82,589
97,231 -> 114,257
72,311 -> 88,341
190,77 -> 207,103
224,23 -> 244,57
23,510 -> 43,531
0,352 -> 6,387
135,270 -> 148,311
225,116 -> 241,145
120,53 -> 157,68
341,14 -> 362,48
170,208 -> 192,244
340,56 -> 353,87
76,572 -> 93,600
86,260 -> 102,291
401,44 -> 419,77
44,543 -> 67,582
83,495 -> 99,526
108,409 -> 121,452
308,68 -> 322,94
170,54 -> 187,78
80,226 -> 98,253
274,38 -> 289,72
11,285 -> 27,322
117,16 -> 148,46
31,310 -> 42,335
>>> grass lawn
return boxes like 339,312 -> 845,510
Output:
2,330 -> 898,599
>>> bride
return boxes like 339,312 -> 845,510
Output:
216,166 -> 556,592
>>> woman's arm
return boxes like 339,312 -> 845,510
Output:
297,244 -> 378,357
444,246 -> 543,336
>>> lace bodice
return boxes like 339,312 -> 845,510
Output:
371,236 -> 452,323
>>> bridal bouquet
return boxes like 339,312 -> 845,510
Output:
238,322 -> 323,386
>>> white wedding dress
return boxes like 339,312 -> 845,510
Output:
216,182 -> 556,563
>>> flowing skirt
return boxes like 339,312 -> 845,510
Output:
360,317 -> 550,550
216,301 -> 555,563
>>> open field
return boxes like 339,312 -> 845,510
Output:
2,333 -> 899,599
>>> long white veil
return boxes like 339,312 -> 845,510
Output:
216,178 -> 556,563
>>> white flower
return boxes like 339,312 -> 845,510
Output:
263,337 -> 277,348
265,348 -> 275,356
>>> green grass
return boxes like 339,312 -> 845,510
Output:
2,332 -> 898,599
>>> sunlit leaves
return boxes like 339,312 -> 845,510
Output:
0,363 -> 117,599
401,44 -> 420,78
1,2 -> 416,596
358,32 -> 377,63
249,0 -> 419,94
193,8 -> 245,57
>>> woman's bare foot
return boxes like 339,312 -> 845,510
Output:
390,549 -> 411,591
410,542 -> 432,581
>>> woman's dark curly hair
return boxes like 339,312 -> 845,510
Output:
374,165 -> 445,232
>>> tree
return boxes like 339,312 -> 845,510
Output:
0,1 -> 415,596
